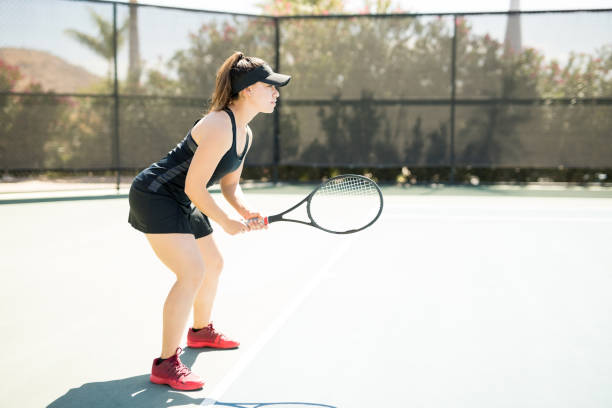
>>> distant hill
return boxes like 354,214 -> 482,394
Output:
0,47 -> 103,93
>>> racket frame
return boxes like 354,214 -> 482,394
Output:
263,174 -> 383,234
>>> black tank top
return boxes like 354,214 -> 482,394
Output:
132,108 -> 250,205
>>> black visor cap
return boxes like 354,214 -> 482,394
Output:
231,64 -> 291,95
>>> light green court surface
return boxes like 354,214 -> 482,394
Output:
1,187 -> 611,408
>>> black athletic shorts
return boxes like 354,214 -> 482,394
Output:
127,185 -> 213,239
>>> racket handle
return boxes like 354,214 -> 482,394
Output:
247,216 -> 269,226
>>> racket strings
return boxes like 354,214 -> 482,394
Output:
317,176 -> 378,198
310,175 -> 382,233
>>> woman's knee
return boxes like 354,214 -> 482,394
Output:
196,235 -> 224,277
179,266 -> 206,287
206,254 -> 224,277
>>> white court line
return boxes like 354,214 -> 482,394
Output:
384,214 -> 612,223
201,237 -> 354,406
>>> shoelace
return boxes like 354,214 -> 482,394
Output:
166,348 -> 191,378
206,323 -> 226,339
168,358 -> 191,378
172,361 -> 191,378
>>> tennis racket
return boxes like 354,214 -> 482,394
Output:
251,174 -> 383,234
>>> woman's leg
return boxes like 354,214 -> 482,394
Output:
146,233 -> 206,359
192,234 -> 224,329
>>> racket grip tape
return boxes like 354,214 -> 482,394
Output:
247,216 -> 268,226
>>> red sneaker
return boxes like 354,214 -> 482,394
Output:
187,323 -> 240,349
150,348 -> 204,391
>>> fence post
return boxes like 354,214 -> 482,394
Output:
450,14 -> 457,185
273,17 -> 280,185
112,3 -> 121,192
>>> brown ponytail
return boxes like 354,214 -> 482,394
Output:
207,51 -> 266,113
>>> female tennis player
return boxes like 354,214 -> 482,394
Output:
128,52 -> 290,390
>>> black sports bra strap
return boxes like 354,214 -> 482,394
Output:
244,126 -> 251,154
222,108 -> 237,146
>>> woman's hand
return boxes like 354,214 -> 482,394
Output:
241,209 -> 268,231
221,218 -> 250,235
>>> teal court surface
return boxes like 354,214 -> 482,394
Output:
1,184 -> 611,407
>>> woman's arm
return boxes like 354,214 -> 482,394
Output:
185,113 -> 249,235
220,162 -> 250,218
219,147 -> 266,229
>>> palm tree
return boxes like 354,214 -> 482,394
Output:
65,8 -> 129,85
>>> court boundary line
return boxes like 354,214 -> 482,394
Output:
201,237 -> 354,406
0,194 -> 129,205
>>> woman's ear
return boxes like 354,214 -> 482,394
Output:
238,87 -> 251,98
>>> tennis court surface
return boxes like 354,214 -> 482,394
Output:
1,185 -> 611,408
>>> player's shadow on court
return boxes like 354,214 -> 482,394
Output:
47,348 -> 336,408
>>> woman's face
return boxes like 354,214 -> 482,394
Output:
247,81 -> 280,113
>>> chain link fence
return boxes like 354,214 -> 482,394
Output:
1,0 -> 611,185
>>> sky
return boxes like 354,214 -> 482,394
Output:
115,0 -> 612,15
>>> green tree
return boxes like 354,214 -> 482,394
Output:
454,19 -> 539,166
268,0 -> 453,167
0,59 -> 71,171
129,2 -> 612,173
168,18 -> 276,98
